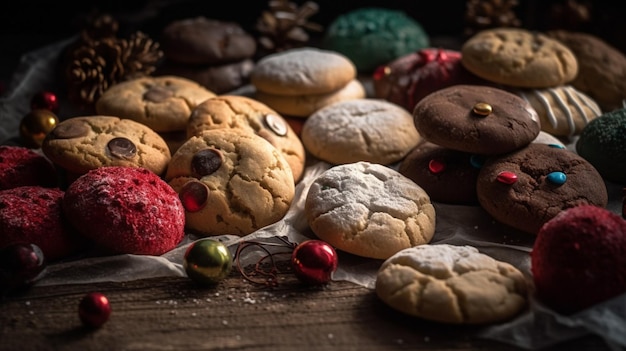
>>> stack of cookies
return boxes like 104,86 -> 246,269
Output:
250,47 -> 366,121
156,16 -> 257,94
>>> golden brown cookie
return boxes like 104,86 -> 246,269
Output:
301,98 -> 421,165
41,116 -> 171,177
461,28 -> 578,88
304,161 -> 436,260
375,244 -> 528,324
187,95 -> 306,183
165,129 -> 295,237
253,79 -> 366,117
95,75 -> 217,133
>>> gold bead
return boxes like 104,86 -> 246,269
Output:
19,109 -> 59,148
473,102 -> 492,117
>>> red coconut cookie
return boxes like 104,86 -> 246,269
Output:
0,145 -> 58,190
63,166 -> 185,256
531,205 -> 626,314
0,186 -> 84,261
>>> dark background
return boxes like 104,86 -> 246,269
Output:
1,0 -> 624,89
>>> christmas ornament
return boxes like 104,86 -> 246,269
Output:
19,109 -> 59,148
79,292 -> 111,328
184,239 -> 233,286
291,240 -> 338,285
30,91 -> 59,114
0,243 -> 46,295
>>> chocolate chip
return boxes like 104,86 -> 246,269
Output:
192,149 -> 223,177
143,86 -> 174,102
52,119 -> 90,139
107,137 -> 137,159
264,114 -> 288,136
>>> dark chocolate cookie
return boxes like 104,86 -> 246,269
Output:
413,85 -> 540,155
398,141 -> 483,205
476,143 -> 608,235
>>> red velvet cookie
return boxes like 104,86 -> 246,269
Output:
63,166 -> 185,256
532,205 -> 626,314
0,145 -> 58,190
0,186 -> 84,261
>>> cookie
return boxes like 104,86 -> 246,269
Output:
375,244 -> 528,324
250,47 -> 357,96
413,85 -> 540,155
0,186 -> 84,261
155,59 -> 254,94
41,116 -> 171,177
322,7 -> 429,72
461,28 -> 578,88
546,30 -> 626,112
253,79 -> 366,117
160,17 -> 256,65
63,166 -> 186,256
398,141 -> 482,205
531,205 -> 626,314
301,99 -> 420,165
576,108 -> 626,183
513,85 -> 602,137
304,161 -> 436,260
95,75 -> 216,133
165,129 -> 295,237
372,48 -> 492,112
186,95 -> 306,183
0,145 -> 58,190
476,143 -> 608,235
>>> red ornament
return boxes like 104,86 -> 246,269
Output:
79,292 -> 111,328
30,91 -> 59,114
496,171 -> 518,184
0,243 -> 46,295
291,240 -> 338,285
373,65 -> 391,81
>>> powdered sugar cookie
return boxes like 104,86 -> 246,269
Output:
304,161 -> 435,259
376,244 -> 528,324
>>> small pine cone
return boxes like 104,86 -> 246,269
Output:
121,32 -> 163,77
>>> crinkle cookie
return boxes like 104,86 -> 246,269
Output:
0,145 -> 58,190
461,28 -> 578,88
375,244 -> 528,324
301,99 -> 421,165
165,129 -> 295,237
187,95 -> 306,183
41,116 -> 171,177
304,161 -> 435,260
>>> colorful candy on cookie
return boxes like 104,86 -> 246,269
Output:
531,205 -> 626,314
62,166 -> 186,256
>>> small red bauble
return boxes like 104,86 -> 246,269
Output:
79,292 -> 111,328
0,243 -> 46,295
30,91 -> 59,114
291,240 -> 338,285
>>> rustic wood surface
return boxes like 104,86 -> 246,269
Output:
0,267 -> 611,351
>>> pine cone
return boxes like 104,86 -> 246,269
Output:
64,27 -> 163,108
464,0 -> 522,38
256,0 -> 323,54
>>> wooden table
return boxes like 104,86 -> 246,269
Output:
0,265 -> 613,351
